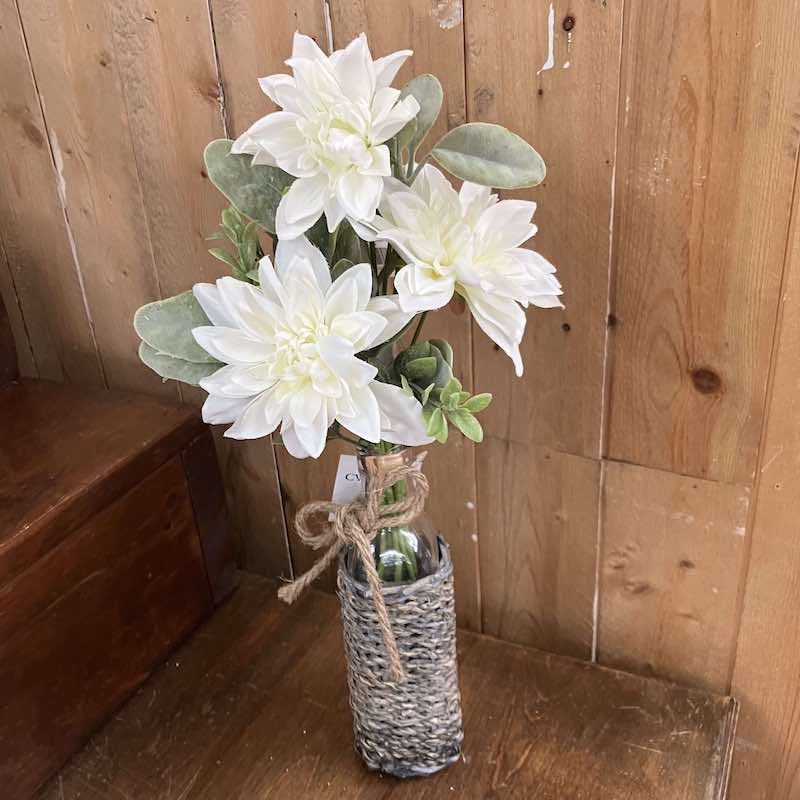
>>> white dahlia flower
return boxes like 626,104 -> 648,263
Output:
191,237 -> 431,457
354,165 -> 563,376
231,32 -> 420,240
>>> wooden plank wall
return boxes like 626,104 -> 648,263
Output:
2,1 -> 800,794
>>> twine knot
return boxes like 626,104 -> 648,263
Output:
277,463 -> 429,682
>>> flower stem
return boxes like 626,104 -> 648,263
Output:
409,155 -> 430,183
410,311 -> 428,345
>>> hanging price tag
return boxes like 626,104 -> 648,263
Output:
331,454 -> 364,504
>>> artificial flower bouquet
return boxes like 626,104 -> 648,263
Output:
134,31 -> 561,777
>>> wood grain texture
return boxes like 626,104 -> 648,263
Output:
328,0 -> 481,630
1,457 -> 213,799
0,379 -> 203,584
210,0 -> 328,136
465,0 -> 622,457
606,0 -> 800,483
598,460 -> 750,693
40,573 -> 738,800
478,441 -> 598,659
728,169 -> 800,800
15,0 -> 175,396
0,284 -> 19,385
0,0 -> 103,385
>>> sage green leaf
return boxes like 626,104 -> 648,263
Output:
446,408 -> 484,443
431,122 -> 546,189
331,258 -> 355,281
138,342 -> 221,386
396,116 -> 417,153
440,376 -> 463,404
424,406 -> 448,444
246,268 -> 260,284
429,338 -> 453,367
334,220 -> 370,265
463,392 -> 492,412
209,247 -> 240,271
134,291 -> 215,364
400,374 -> 414,396
305,216 -> 330,252
404,356 -> 437,383
400,74 -> 443,159
204,139 -> 293,234
420,383 -> 435,406
242,221 -> 259,265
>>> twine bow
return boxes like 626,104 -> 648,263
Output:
277,463 -> 429,682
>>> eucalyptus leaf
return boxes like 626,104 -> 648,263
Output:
134,291 -> 215,364
138,342 -> 221,386
400,74 -> 443,161
335,220 -> 370,265
446,408 -> 484,442
204,139 -> 293,234
431,122 -> 546,189
463,392 -> 492,412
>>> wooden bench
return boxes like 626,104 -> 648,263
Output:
0,299 -> 236,797
40,574 -> 738,799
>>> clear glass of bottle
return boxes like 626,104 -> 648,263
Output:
344,445 -> 440,584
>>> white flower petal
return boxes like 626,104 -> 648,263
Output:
192,326 -> 271,365
337,384 -> 381,443
333,33 -> 375,104
373,49 -> 413,88
372,382 -> 433,446
325,262 -> 372,319
257,74 -> 302,114
223,392 -> 280,440
193,283 -> 236,327
394,264 -> 455,312
336,171 -> 382,222
324,195 -> 347,232
291,32 -> 331,65
294,406 -> 330,458
462,285 -> 527,377
330,311 -> 387,352
281,422 -> 312,458
201,394 -> 250,424
275,235 -> 332,292
475,199 -> 537,251
365,295 -> 414,344
370,95 -> 419,143
200,363 -> 269,398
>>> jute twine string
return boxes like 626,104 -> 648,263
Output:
277,464 -> 429,682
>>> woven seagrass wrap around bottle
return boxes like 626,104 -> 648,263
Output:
337,541 -> 463,777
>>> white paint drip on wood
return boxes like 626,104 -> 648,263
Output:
537,3 -> 556,75
432,0 -> 463,30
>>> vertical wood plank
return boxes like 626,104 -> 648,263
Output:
479,442 -> 598,658
210,0 -> 328,136
598,460 -> 749,692
465,0 -> 621,457
16,0 -> 173,397
0,243 -> 32,378
606,0 -> 800,483
729,171 -> 800,800
465,0 -> 623,652
0,0 -> 103,385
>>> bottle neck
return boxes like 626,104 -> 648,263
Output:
357,446 -> 412,507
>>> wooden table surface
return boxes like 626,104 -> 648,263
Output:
39,574 -> 737,799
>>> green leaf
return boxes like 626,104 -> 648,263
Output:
246,268 -> 260,283
138,342 -> 221,386
242,221 -> 259,265
400,374 -> 414,396
204,139 -> 293,234
208,247 -> 240,271
331,258 -> 355,282
404,356 -> 438,383
305,216 -> 330,252
462,392 -> 492,412
400,74 -> 443,160
446,408 -> 484,442
134,291 -> 215,364
221,207 -> 241,233
440,376 -> 463,404
430,122 -> 546,189
420,383 -> 435,406
334,220 -> 370,265
429,338 -> 453,367
424,406 -> 448,444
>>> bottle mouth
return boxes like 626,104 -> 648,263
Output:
356,443 -> 408,457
